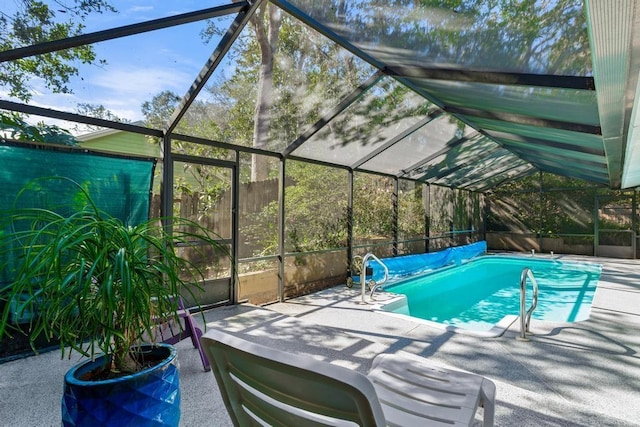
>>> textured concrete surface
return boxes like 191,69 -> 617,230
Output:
267,254 -> 640,427
1,253 -> 639,426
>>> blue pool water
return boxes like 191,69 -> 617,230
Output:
383,256 -> 602,333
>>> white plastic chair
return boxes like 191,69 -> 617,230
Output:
200,329 -> 495,426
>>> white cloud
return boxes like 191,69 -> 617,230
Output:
3,60 -> 200,132
90,65 -> 193,107
22,65 -> 192,122
129,6 -> 154,13
2,0 -> 220,128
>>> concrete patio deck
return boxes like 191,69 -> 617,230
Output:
1,253 -> 639,426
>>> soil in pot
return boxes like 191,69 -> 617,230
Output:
80,349 -> 168,381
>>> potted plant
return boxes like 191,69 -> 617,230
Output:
0,177 -> 228,426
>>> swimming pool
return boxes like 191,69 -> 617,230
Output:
378,255 -> 602,336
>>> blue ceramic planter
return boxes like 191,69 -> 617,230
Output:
62,343 -> 180,426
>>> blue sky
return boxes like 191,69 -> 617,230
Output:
3,0 -> 236,128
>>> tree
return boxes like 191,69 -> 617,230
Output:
73,103 -> 129,132
194,3 -> 433,257
201,3 -> 282,182
142,90 -> 231,215
142,90 -> 225,142
0,111 -> 77,145
202,4 -> 374,182
0,0 -> 116,102
141,90 -> 182,131
250,3 -> 282,182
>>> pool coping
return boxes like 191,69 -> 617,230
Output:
372,293 -> 520,338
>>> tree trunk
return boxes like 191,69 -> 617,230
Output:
251,4 -> 282,182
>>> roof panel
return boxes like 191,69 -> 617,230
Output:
406,134 -> 524,186
175,9 -> 378,149
358,113 -> 468,175
291,77 -> 432,166
502,147 -> 609,181
485,130 -> 605,156
279,0 -> 592,75
588,0 -> 638,188
420,145 -> 511,182
7,0 -> 640,192
462,116 -> 604,150
436,155 -> 533,189
523,157 -> 609,183
473,164 -> 538,192
411,79 -> 599,126
273,0 -> 615,190
496,136 -> 607,164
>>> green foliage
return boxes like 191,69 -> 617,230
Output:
144,6 -> 430,252
284,162 -> 349,252
0,111 -> 78,146
141,90 -> 181,131
175,180 -> 228,218
201,8 -> 376,155
73,103 -> 129,132
488,173 -> 605,235
353,174 -> 395,240
242,201 -> 279,257
1,0 -> 115,101
142,89 -> 232,158
243,171 -> 431,256
398,183 -> 426,239
0,177 -> 227,375
427,185 -> 453,234
142,90 -> 233,209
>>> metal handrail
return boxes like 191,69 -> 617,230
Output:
369,282 -> 383,301
518,267 -> 539,341
360,253 -> 389,304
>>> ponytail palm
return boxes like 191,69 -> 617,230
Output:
0,182 -> 226,375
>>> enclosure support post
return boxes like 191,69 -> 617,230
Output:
347,169 -> 354,271
594,193 -> 599,257
538,171 -> 543,251
633,190 -> 637,259
231,156 -> 240,305
393,177 -> 399,257
482,194 -> 488,243
278,157 -> 286,302
425,183 -> 431,253
161,135 -> 174,220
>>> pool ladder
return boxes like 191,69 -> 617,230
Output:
358,253 -> 389,304
517,267 -> 539,341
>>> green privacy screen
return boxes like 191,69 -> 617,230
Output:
0,142 -> 155,224
0,142 -> 156,286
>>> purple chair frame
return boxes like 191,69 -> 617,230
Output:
155,297 -> 210,371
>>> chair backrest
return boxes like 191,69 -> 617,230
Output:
201,329 -> 388,427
